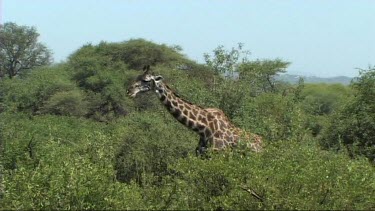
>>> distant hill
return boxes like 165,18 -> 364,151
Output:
276,74 -> 353,85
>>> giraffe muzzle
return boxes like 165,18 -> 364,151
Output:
126,89 -> 136,97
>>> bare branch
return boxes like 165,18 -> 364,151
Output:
240,186 -> 264,202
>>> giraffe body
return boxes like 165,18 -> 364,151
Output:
127,66 -> 263,154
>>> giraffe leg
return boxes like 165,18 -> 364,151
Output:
196,136 -> 208,157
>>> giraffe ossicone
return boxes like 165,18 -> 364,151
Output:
127,65 -> 263,155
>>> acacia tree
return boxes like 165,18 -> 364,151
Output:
204,42 -> 250,78
203,44 -> 251,117
203,44 -> 290,117
0,22 -> 52,79
204,44 -> 290,94
239,59 -> 290,94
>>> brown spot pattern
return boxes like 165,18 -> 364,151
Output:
152,81 -> 262,153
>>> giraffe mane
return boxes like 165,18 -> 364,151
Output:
164,83 -> 204,109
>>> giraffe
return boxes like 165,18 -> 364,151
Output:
127,65 -> 263,155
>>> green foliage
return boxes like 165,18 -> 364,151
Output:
0,37 -> 374,210
149,140 -> 375,210
321,67 -> 375,162
0,113 -> 145,210
203,44 -> 252,118
235,93 -> 307,142
239,59 -> 290,95
40,90 -> 88,116
110,39 -> 189,69
0,113 -> 102,171
67,39 -> 207,121
301,83 -> 352,116
67,44 -> 132,121
153,65 -> 218,108
0,65 -> 79,114
204,44 -> 291,118
300,83 -> 352,137
69,39 -> 190,70
2,112 -> 374,210
113,112 -> 195,185
171,139 -> 375,210
213,79 -> 248,118
204,43 -> 250,76
0,22 -> 52,79
0,39 -> 216,121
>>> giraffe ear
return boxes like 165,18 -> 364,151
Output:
153,75 -> 163,82
143,65 -> 150,74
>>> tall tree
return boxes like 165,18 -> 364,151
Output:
239,59 -> 290,94
0,22 -> 52,79
204,43 -> 250,77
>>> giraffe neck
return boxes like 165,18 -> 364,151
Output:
154,83 -> 205,133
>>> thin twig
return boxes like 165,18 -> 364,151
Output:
241,186 -> 264,202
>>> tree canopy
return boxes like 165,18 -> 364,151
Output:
0,24 -> 374,210
0,22 -> 52,79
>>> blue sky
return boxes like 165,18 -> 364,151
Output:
2,0 -> 375,77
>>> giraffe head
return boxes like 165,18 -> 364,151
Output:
127,65 -> 164,97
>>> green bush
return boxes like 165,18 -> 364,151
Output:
0,113 -> 146,210
300,83 -> 352,137
1,132 -> 145,209
211,78 -> 249,119
0,65 -> 77,114
69,39 -> 191,71
1,39 -> 374,210
301,83 -> 352,116
0,113 -> 101,170
153,65 -> 218,108
40,90 -> 88,116
235,93 -> 307,142
321,68 -> 375,161
106,39 -> 189,69
112,111 -> 196,185
161,140 -> 375,210
67,49 -> 133,121
2,113 -> 374,210
66,40 -> 204,121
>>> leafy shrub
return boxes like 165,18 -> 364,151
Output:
40,90 -> 88,116
161,140 -> 375,210
2,112 -> 374,210
67,40 -> 200,120
103,39 -> 190,70
0,113 -> 102,170
0,113 -> 146,210
69,39 -> 191,71
1,135 -> 144,209
300,83 -> 352,137
235,93 -> 307,142
112,111 -> 196,185
68,51 -> 131,120
239,59 -> 290,95
301,83 -> 352,116
0,65 -> 77,114
1,39 -> 373,210
321,68 -> 375,162
153,65 -> 218,108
